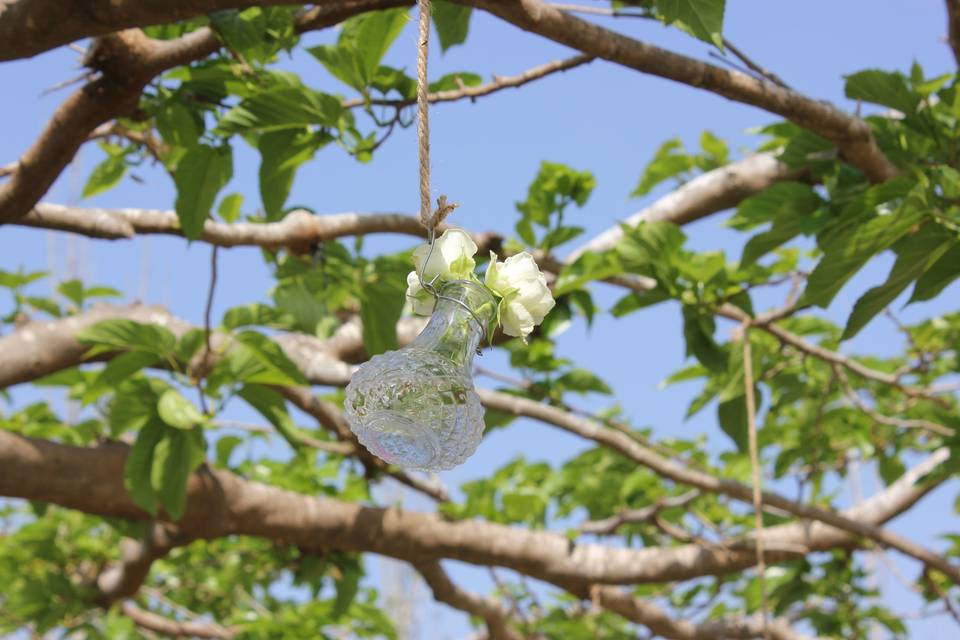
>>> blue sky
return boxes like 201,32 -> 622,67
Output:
1,1 -> 959,637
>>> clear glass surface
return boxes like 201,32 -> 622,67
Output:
344,280 -> 497,471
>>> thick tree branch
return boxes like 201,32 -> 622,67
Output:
95,523 -> 189,606
481,389 -> 960,583
592,586 -> 816,640
0,306 -> 953,589
2,304 -> 954,582
415,561 -> 521,640
16,204 -> 502,255
0,428 -> 947,592
0,0 -> 394,62
0,29 -> 218,225
466,0 -> 898,182
0,3 -> 407,226
568,153 -> 796,261
948,0 -> 960,66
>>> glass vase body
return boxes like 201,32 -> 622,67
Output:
344,280 -> 496,472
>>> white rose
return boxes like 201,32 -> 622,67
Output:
405,270 -> 435,316
411,228 -> 478,283
485,251 -> 555,339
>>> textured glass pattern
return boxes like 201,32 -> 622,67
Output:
344,281 -> 496,471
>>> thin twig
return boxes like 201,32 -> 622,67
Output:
742,323 -> 770,639
578,491 -> 700,535
924,569 -> 960,628
343,55 -> 594,110
213,419 -> 357,455
721,39 -> 790,89
719,303 -> 950,407
832,365 -> 952,437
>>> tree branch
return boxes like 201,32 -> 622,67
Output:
467,0 -> 898,182
592,586 -> 817,640
0,0 -> 401,62
95,523 -> 189,606
948,0 -> 960,66
0,2 -> 409,226
16,204 -> 502,255
0,306 -> 953,588
578,491 -> 699,536
0,427 -> 947,592
0,28 -> 218,225
415,561 -> 521,640
568,153 -> 797,261
480,389 -> 960,583
120,602 -> 235,639
718,303 -> 951,405
343,54 -> 594,108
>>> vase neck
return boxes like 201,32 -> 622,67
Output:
410,280 -> 497,369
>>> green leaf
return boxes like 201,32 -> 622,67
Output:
610,287 -> 672,317
223,303 -> 284,330
616,221 -> 686,286
258,128 -> 323,220
717,387 -> 761,452
215,435 -> 244,467
843,226 -> 953,339
502,490 -> 547,523
220,87 -> 343,134
210,7 -> 296,65
731,182 -> 823,265
85,351 -> 159,403
845,69 -> 919,114
309,8 -> 408,90
656,0 -> 726,47
516,161 -> 595,232
428,71 -> 481,92
908,243 -> 960,304
57,279 -> 121,309
174,144 -> 233,240
371,65 -> 417,98
332,560 -> 362,620
124,421 -> 165,515
238,384 -> 302,451
109,381 -> 162,436
309,46 -> 365,92
554,251 -> 622,297
801,200 -> 926,308
682,305 -> 726,372
631,138 -> 694,198
57,280 -> 85,307
151,428 -> 205,521
699,130 -> 729,165
76,319 -> 177,359
346,8 -> 409,84
432,1 -> 472,51
274,282 -> 328,335
556,368 -> 613,395
234,331 -> 308,386
0,268 -> 46,290
359,257 -> 407,356
82,153 -> 127,199
157,390 -> 205,430
217,193 -> 244,223
154,101 -> 202,149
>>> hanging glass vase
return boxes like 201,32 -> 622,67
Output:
344,280 -> 496,472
